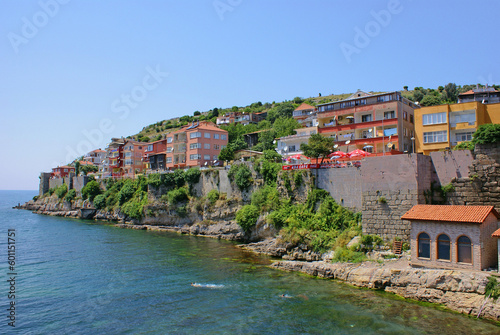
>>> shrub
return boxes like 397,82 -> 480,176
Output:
229,165 -> 252,191
185,168 -> 201,185
332,246 -> 366,263
121,200 -> 144,219
167,187 -> 189,205
176,205 -> 187,218
32,195 -> 39,201
206,189 -> 219,204
118,181 -> 135,205
472,123 -> 500,145
147,173 -> 163,188
64,189 -> 76,202
293,171 -> 303,188
93,194 -> 106,209
55,184 -> 68,199
81,180 -> 102,201
441,183 -> 455,194
48,187 -> 56,196
260,161 -> 280,185
485,276 -> 500,300
378,196 -> 387,204
235,205 -> 259,232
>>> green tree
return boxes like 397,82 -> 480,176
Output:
412,90 -> 424,102
472,123 -> 500,145
235,205 -> 259,232
254,130 -> 276,151
218,146 -> 235,161
420,95 -> 442,106
74,161 -> 81,176
82,180 -> 102,201
300,134 -> 334,163
442,83 -> 458,103
81,165 -> 99,176
193,111 -> 201,116
273,117 -> 300,138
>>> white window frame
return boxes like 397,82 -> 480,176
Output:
422,112 -> 446,125
423,130 -> 448,144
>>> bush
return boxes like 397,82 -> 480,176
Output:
260,161 -> 280,185
55,184 -> 68,199
485,276 -> 500,300
48,187 -> 56,196
235,205 -> 259,232
121,200 -> 144,219
453,141 -> 474,151
32,195 -> 39,201
93,194 -> 106,209
167,187 -> 189,205
81,180 -> 102,201
118,181 -> 135,205
229,164 -> 252,191
147,173 -> 163,188
206,189 -> 219,204
472,123 -> 500,145
64,189 -> 76,202
185,168 -> 201,185
332,246 -> 366,263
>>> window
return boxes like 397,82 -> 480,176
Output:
214,144 -> 220,150
190,143 -> 201,149
138,146 -> 142,150
64,169 -> 68,172
125,159 -> 133,165
221,134 -> 227,140
377,94 -> 393,102
213,155 -> 218,160
455,132 -> 473,142
204,133 -> 211,139
288,145 -> 296,152
423,131 -> 447,143
204,154 -> 210,160
384,111 -> 395,119
437,234 -> 450,260
457,236 -> 472,263
125,152 -> 132,157
214,134 -> 219,139
403,128 -> 408,136
167,137 -> 173,143
361,114 -> 372,122
190,154 -> 201,160
221,145 -> 226,149
422,112 -> 446,125
166,157 -> 172,163
147,145 -> 153,152
418,232 -> 430,258
166,147 -> 173,153
190,132 -> 201,139
204,143 -> 210,149
410,115 -> 414,124
403,111 -> 408,120
450,111 -> 476,127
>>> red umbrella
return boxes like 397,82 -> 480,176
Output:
348,149 -> 371,158
328,151 -> 348,158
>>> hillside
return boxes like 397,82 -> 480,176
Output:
128,83 -> 499,143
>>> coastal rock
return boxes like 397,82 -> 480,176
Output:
270,260 -> 500,321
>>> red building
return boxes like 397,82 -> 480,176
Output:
51,165 -> 75,178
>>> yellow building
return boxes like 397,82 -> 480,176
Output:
415,101 -> 500,154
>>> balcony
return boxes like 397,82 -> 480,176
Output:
319,117 -> 398,133
173,134 -> 187,143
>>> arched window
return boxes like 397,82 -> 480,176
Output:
457,236 -> 472,263
437,234 -> 450,260
418,232 -> 430,258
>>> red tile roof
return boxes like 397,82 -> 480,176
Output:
492,228 -> 500,238
401,205 -> 500,223
294,103 -> 315,111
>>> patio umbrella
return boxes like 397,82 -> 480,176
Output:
328,151 -> 348,158
348,149 -> 371,158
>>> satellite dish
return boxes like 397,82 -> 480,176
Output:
345,140 -> 351,145
387,142 -> 393,148
333,144 -> 338,149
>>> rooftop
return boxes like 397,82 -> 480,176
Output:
294,103 -> 316,111
401,205 -> 500,223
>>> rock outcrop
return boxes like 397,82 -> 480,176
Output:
271,260 -> 500,321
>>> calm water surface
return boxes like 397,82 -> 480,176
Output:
0,190 -> 499,334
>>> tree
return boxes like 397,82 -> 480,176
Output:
412,90 -> 424,102
81,180 -> 102,201
81,165 -> 99,176
472,124 -> 500,145
193,111 -> 201,116
254,129 -> 276,151
420,95 -> 442,106
273,117 -> 300,138
438,86 -> 444,92
218,146 -> 234,161
300,134 -> 334,164
74,161 -> 80,176
442,83 -> 458,103
403,86 -> 408,91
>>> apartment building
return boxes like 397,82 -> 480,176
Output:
276,127 -> 318,158
458,85 -> 500,104
83,149 -> 106,166
414,101 -> 500,154
143,121 -> 229,171
216,111 -> 267,126
51,165 -> 75,178
292,103 -> 318,127
105,138 -> 147,178
316,90 -> 419,154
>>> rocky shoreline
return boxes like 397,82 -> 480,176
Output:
16,199 -> 500,323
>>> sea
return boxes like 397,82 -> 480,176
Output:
0,190 -> 499,334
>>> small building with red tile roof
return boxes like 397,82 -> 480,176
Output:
491,228 -> 500,273
401,205 -> 499,271
51,165 -> 75,178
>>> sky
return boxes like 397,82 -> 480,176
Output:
1,0 -> 499,190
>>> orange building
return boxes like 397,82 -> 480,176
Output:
51,165 -> 75,178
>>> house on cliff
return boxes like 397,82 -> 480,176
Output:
402,205 -> 499,271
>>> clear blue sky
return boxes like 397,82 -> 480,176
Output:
1,0 -> 499,190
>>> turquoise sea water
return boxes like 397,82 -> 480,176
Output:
1,190 -> 499,334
